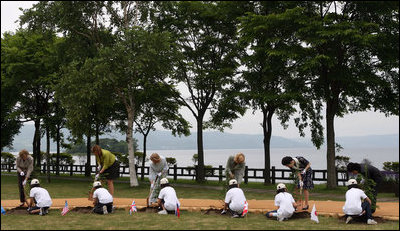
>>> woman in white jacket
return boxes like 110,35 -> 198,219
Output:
148,153 -> 169,205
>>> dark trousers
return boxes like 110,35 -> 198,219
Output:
265,210 -> 278,218
361,201 -> 373,220
345,201 -> 373,221
93,202 -> 113,214
18,174 -> 26,203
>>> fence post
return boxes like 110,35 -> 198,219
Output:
271,166 -> 276,185
218,165 -> 223,183
43,163 -> 46,174
244,166 -> 248,184
70,163 -> 73,176
8,163 -> 11,172
173,164 -> 177,181
194,165 -> 198,181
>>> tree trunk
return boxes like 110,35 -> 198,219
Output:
85,132 -> 91,177
326,99 -> 337,189
196,113 -> 205,182
56,126 -> 60,176
127,109 -> 139,186
262,106 -> 274,185
141,134 -> 147,181
46,126 -> 51,183
95,122 -> 100,145
34,119 -> 41,168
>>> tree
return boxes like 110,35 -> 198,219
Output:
295,2 -> 399,188
153,1 -> 250,182
93,26 -> 178,186
133,83 -> 190,181
1,29 -> 60,168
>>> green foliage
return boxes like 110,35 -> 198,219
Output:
355,166 -> 378,211
1,152 -> 16,164
50,153 -> 74,165
383,162 -> 399,173
165,157 -> 177,167
192,154 -> 198,165
65,138 -> 138,155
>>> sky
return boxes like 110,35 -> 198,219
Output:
2,1 -> 399,139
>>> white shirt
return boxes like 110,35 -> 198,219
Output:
274,192 -> 295,218
225,187 -> 247,213
30,187 -> 52,208
93,188 -> 113,204
158,186 -> 180,211
343,188 -> 368,215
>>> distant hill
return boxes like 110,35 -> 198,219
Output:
3,123 -> 398,152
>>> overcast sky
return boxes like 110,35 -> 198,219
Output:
2,1 -> 399,139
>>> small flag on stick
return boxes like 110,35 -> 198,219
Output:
242,201 -> 248,217
310,204 -> 319,223
129,200 -> 137,215
1,206 -> 6,215
175,203 -> 180,218
61,200 -> 69,216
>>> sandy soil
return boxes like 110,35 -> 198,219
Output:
2,198 -> 398,220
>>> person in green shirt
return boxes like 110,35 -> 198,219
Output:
91,145 -> 120,196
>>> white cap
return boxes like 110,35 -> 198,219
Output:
229,179 -> 238,186
160,178 -> 169,185
277,183 -> 286,190
347,179 -> 357,186
30,179 -> 40,185
93,181 -> 102,187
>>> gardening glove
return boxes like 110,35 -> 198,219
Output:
22,179 -> 27,186
157,172 -> 162,177
97,166 -> 101,172
360,179 -> 365,184
299,181 -> 304,189
150,182 -> 154,189
301,169 -> 306,175
221,209 -> 227,215
20,171 -> 25,177
95,173 -> 100,180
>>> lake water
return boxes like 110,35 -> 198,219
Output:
67,147 -> 398,170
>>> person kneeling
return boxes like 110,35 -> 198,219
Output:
157,178 -> 180,215
265,183 -> 297,222
91,181 -> 113,215
221,179 -> 247,218
343,179 -> 377,225
27,179 -> 52,216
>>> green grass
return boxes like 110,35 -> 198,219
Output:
1,174 -> 397,202
1,209 -> 398,230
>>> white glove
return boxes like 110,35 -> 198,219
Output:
360,179 -> 365,184
95,174 -> 99,180
20,172 -> 25,176
151,183 -> 154,189
157,172 -> 162,177
97,166 -> 101,172
299,181 -> 304,188
22,179 -> 27,186
301,169 -> 306,175
221,209 -> 227,215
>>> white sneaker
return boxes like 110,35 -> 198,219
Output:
158,209 -> 168,215
346,216 -> 353,224
39,207 -> 44,216
103,205 -> 108,215
367,219 -> 377,225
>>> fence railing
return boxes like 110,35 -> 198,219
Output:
1,162 -> 352,185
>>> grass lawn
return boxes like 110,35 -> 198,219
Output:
1,209 -> 399,230
1,174 -> 397,201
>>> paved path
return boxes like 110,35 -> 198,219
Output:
1,198 -> 398,220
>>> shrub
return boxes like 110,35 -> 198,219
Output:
166,157 -> 177,166
1,152 -> 16,164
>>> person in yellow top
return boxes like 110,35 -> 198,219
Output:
91,145 -> 120,196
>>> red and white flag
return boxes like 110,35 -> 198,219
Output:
61,200 -> 69,216
242,201 -> 248,217
129,200 -> 137,215
310,204 -> 319,223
